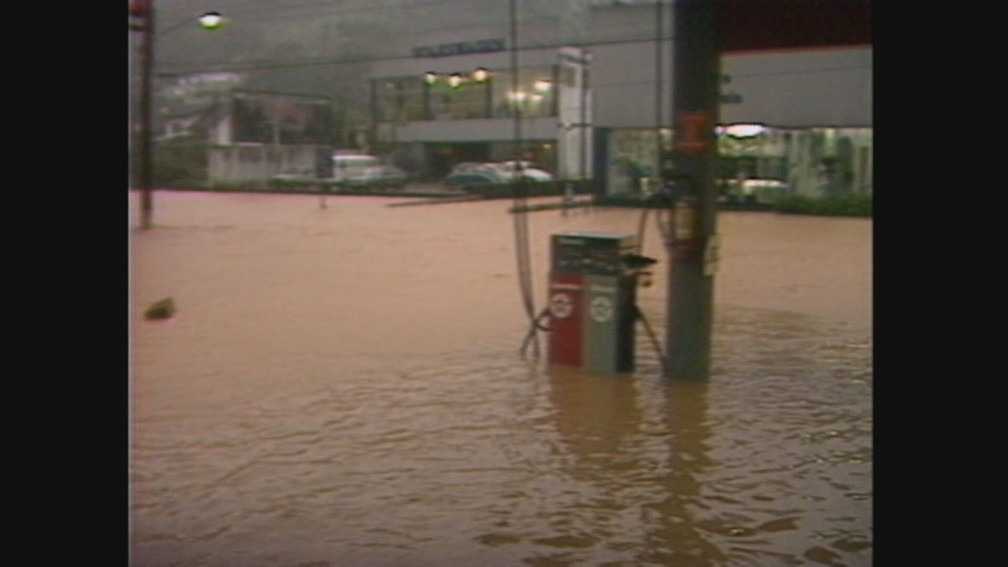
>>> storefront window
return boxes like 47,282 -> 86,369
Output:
491,67 -> 556,119
715,125 -> 873,197
429,80 -> 491,120
605,129 -> 662,197
374,67 -> 557,123
374,77 -> 426,122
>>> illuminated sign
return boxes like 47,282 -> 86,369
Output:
412,38 -> 506,58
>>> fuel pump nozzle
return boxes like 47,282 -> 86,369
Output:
621,253 -> 658,288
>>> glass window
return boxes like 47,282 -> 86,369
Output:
428,79 -> 491,120
374,67 -> 557,123
491,67 -> 556,119
374,77 -> 426,122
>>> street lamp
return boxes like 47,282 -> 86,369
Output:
198,11 -> 225,30
129,1 -> 224,230
129,0 -> 155,230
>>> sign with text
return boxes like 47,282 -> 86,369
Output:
412,38 -> 505,58
675,111 -> 713,155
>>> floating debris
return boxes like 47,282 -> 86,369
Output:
144,298 -> 176,320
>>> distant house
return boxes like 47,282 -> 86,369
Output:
156,101 -> 224,142
154,72 -> 243,142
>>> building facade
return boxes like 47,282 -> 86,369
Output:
365,1 -> 871,197
370,43 -> 592,181
186,1 -> 871,197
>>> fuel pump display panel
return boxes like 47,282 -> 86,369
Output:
551,233 -> 639,276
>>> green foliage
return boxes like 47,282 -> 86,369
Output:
267,177 -> 318,189
774,195 -> 872,217
206,181 -> 261,192
153,139 -> 209,187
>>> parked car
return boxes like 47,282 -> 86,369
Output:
444,163 -> 509,186
444,161 -> 553,186
268,168 -> 322,189
342,165 -> 408,190
721,177 -> 789,204
331,153 -> 381,182
491,160 -> 554,182
447,162 -> 486,175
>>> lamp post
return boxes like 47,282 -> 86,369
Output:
129,2 -> 225,230
197,11 -> 224,31
129,0 -> 154,230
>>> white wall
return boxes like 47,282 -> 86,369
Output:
208,144 -> 329,187
369,11 -> 871,132
590,43 -> 871,129
720,47 -> 872,128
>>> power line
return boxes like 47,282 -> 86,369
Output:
157,15 -> 870,78
156,0 -> 522,33
156,34 -> 673,77
159,45 -> 869,92
153,0 -> 655,76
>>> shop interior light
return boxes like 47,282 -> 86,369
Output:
426,68 -> 490,88
533,79 -> 552,93
722,123 -> 766,138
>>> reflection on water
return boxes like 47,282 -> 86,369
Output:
129,191 -> 871,566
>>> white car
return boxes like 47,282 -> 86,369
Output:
488,161 -> 554,182
722,178 -> 790,204
269,168 -> 321,188
444,163 -> 508,186
342,165 -> 408,190
742,178 -> 789,204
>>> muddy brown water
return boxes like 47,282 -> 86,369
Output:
129,190 -> 871,566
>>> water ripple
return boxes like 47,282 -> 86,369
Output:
130,195 -> 871,567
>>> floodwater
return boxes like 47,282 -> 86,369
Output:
128,190 -> 872,567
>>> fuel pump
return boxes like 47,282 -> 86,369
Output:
547,232 -> 644,373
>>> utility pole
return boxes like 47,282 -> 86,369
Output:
128,5 -> 224,228
664,0 -> 721,380
129,0 -> 154,230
